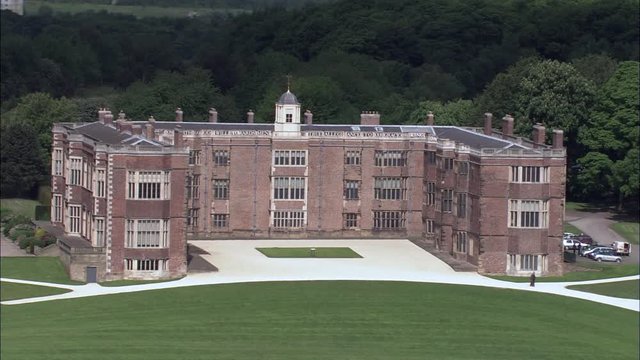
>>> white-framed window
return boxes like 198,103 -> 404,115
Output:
212,214 -> 228,228
125,259 -> 167,271
343,213 -> 358,228
509,200 -> 549,228
53,148 -> 63,176
189,150 -> 201,165
127,171 -> 170,200
373,211 -> 406,230
344,180 -> 360,200
187,175 -> 200,200
285,114 -> 293,123
374,177 -> 406,200
426,182 -> 436,206
272,210 -> 305,228
187,209 -> 199,228
69,205 -> 81,234
345,150 -> 361,165
213,179 -> 229,200
521,255 -> 538,271
52,194 -> 63,223
95,169 -> 106,197
69,157 -> 83,186
273,177 -> 306,200
443,158 -> 454,170
510,166 -> 549,183
507,254 -> 547,273
213,150 -> 229,166
375,150 -> 407,167
273,150 -> 306,166
125,219 -> 169,248
458,161 -> 469,175
94,217 -> 105,247
442,189 -> 453,212
457,193 -> 467,218
426,219 -> 435,234
455,231 -> 467,253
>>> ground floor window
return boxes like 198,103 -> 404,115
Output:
425,220 -> 435,234
187,208 -> 199,228
455,231 -> 467,253
52,194 -> 63,223
69,205 -> 81,234
373,211 -> 406,230
94,217 -> 105,247
272,211 -> 305,229
125,259 -> 167,271
212,214 -> 228,228
343,213 -> 358,229
507,254 -> 547,274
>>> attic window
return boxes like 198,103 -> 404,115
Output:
375,126 -> 384,132
351,126 -> 361,131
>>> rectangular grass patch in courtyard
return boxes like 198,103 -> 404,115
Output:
610,221 -> 639,244
256,247 -> 362,258
567,280 -> 639,300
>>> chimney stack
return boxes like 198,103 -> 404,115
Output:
552,129 -> 564,149
174,125 -> 183,147
532,123 -> 546,146
115,119 -> 125,132
502,114 -> 514,138
145,123 -> 155,140
360,111 -> 380,126
208,108 -> 218,123
247,110 -> 254,123
426,111 -> 434,126
148,115 -> 156,122
175,108 -> 183,122
483,113 -> 493,135
98,108 -> 107,123
118,110 -> 126,121
131,125 -> 142,136
304,110 -> 313,125
104,110 -> 114,126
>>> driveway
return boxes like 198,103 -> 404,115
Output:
0,232 -> 29,257
567,210 -> 639,264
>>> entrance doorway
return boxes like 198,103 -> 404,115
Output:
86,267 -> 97,283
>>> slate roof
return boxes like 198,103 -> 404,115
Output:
277,90 -> 299,105
63,122 -> 163,147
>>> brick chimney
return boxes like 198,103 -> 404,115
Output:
115,119 -> 125,132
208,108 -> 218,123
426,111 -> 434,126
145,123 -> 155,140
360,111 -> 380,126
532,123 -> 546,146
131,125 -> 142,136
483,113 -> 493,135
118,110 -> 126,121
552,129 -> 564,149
502,114 -> 514,138
247,110 -> 254,123
174,125 -> 183,147
304,110 -> 313,125
98,108 -> 107,123
175,108 -> 183,122
104,110 -> 114,126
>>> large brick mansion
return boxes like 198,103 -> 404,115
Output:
51,90 -> 566,281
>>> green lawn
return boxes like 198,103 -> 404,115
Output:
490,263 -> 639,283
0,281 -> 70,301
0,257 -> 83,285
564,222 -> 582,234
568,280 -> 640,300
565,202 -> 589,211
256,247 -> 362,258
0,199 -> 40,219
1,281 -> 638,360
26,1 -> 247,18
610,222 -> 640,244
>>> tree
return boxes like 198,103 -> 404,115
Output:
571,54 -> 618,87
610,149 -> 640,209
408,99 -> 476,126
515,60 -> 596,137
0,123 -> 46,198
574,152 -> 613,200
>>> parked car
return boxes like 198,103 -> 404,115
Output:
575,233 -> 594,245
563,238 -> 588,250
592,248 -> 622,263
612,241 -> 631,256
563,232 -> 577,239
583,246 -> 612,259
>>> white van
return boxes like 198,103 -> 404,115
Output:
612,241 -> 631,256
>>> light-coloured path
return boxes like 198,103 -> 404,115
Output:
2,240 -> 639,312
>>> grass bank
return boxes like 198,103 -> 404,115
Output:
1,281 -> 638,360
610,222 -> 640,244
568,280 -> 639,300
490,263 -> 639,283
0,199 -> 40,219
256,247 -> 362,258
0,257 -> 83,285
0,281 -> 70,301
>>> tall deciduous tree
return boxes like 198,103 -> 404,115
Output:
0,123 -> 46,198
409,99 -> 476,126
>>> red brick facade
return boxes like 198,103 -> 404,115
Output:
52,93 -> 566,279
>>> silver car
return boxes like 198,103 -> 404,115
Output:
592,248 -> 622,263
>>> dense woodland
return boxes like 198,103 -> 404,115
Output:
0,0 -> 638,209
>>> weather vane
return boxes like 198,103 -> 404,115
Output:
286,74 -> 292,91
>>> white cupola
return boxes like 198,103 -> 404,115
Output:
274,89 -> 301,135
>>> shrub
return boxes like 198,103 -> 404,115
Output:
3,215 -> 32,237
0,208 -> 13,224
34,227 -> 47,240
10,228 -> 34,242
40,233 -> 57,247
18,236 -> 35,250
